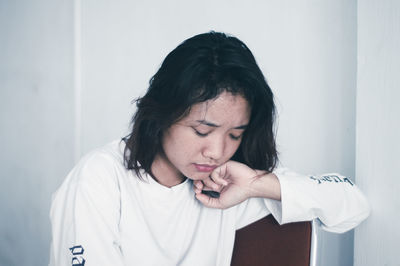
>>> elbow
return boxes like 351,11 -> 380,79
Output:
320,191 -> 371,234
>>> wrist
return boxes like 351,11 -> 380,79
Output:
250,172 -> 281,201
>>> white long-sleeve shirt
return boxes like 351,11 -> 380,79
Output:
49,140 -> 370,266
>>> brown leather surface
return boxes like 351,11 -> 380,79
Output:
231,215 -> 312,266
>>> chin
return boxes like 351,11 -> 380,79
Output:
184,172 -> 210,181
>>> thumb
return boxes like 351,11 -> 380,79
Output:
195,192 -> 223,209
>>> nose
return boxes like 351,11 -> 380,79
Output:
202,135 -> 225,161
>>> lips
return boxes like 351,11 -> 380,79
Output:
194,164 -> 218,172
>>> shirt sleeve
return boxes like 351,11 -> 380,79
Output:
263,168 -> 371,233
234,197 -> 272,230
49,151 -> 125,266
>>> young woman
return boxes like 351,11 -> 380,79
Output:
49,32 -> 370,266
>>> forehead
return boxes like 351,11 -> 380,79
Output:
183,92 -> 251,126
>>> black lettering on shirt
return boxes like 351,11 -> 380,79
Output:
343,177 -> 354,186
309,175 -> 353,186
70,245 -> 85,266
72,257 -> 86,266
70,245 -> 84,255
309,176 -> 322,184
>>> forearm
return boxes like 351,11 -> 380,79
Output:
261,169 -> 370,233
249,173 -> 281,201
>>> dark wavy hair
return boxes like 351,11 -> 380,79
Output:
123,31 -> 278,178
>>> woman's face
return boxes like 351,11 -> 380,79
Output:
152,91 -> 251,185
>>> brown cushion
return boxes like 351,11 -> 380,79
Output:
231,215 -> 312,266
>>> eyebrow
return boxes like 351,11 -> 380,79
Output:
196,120 -> 248,130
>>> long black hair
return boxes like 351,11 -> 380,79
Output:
124,31 -> 278,178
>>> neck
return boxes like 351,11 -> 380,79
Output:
151,153 -> 186,188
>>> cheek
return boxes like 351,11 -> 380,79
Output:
224,140 -> 242,160
163,128 -> 198,158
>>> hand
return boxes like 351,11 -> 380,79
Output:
193,160 -> 280,209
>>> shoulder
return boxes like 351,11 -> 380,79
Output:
73,139 -> 126,182
53,140 -> 128,199
49,141 -> 125,247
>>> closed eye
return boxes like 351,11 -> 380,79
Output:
229,134 -> 242,140
193,128 -> 209,137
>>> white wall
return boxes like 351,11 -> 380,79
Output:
272,2 -> 357,265
80,1 -> 357,265
0,1 -> 74,265
354,1 -> 400,265
1,1 -> 359,265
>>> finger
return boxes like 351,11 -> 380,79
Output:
210,165 -> 229,186
193,180 -> 203,190
195,192 -> 223,209
194,187 -> 202,194
200,180 -> 214,191
193,180 -> 203,194
202,177 -> 222,192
